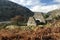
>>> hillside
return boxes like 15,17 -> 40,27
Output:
0,0 -> 34,21
46,9 -> 60,20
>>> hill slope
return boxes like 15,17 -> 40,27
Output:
0,0 -> 34,21
46,9 -> 60,20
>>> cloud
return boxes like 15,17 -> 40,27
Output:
9,0 -> 41,6
9,0 -> 45,8
54,0 -> 60,2
9,0 -> 60,13
30,4 -> 60,13
9,0 -> 27,5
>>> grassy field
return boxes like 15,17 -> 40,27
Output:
0,26 -> 60,40
0,19 -> 59,40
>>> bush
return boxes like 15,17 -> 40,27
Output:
11,15 -> 26,25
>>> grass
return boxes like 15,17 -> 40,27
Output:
0,19 -> 60,40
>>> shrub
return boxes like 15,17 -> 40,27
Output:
11,15 -> 25,25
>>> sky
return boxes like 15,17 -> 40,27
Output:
9,0 -> 60,13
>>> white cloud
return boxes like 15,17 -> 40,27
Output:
54,0 -> 60,2
9,0 -> 60,13
9,0 -> 27,6
9,0 -> 42,6
30,4 -> 60,13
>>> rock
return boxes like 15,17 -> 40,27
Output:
34,12 -> 45,23
27,17 -> 36,26
6,25 -> 19,29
